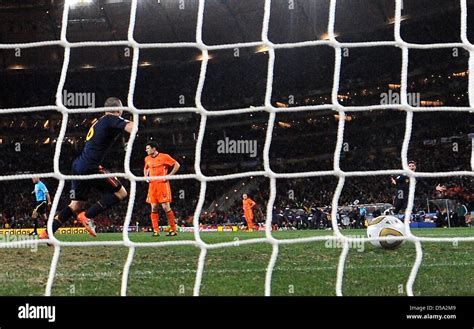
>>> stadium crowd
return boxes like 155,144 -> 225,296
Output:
0,132 -> 471,231
0,34 -> 472,232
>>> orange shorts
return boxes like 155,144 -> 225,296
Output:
146,181 -> 172,204
244,209 -> 254,221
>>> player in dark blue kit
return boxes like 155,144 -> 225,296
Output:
40,97 -> 133,239
391,160 -> 417,215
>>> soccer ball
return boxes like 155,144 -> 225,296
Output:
367,215 -> 406,250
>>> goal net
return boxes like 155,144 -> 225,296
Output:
0,0 -> 473,297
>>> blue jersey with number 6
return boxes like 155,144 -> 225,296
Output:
74,114 -> 128,173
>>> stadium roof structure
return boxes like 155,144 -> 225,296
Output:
0,0 -> 473,71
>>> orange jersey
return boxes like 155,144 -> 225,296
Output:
242,198 -> 256,210
144,153 -> 177,183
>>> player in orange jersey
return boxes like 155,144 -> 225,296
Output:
242,194 -> 256,231
144,141 -> 180,237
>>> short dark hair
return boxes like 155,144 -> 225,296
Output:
146,141 -> 159,150
104,97 -> 123,107
408,160 -> 417,165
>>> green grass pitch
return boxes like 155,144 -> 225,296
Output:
0,228 -> 472,296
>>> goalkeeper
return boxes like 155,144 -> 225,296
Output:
40,97 -> 133,239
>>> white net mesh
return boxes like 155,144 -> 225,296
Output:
0,0 -> 472,296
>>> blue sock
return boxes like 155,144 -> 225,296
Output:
86,194 -> 121,219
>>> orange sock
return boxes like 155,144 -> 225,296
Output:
151,212 -> 159,233
166,210 -> 177,232
246,218 -> 254,230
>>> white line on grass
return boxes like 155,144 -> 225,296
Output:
42,260 -> 474,279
